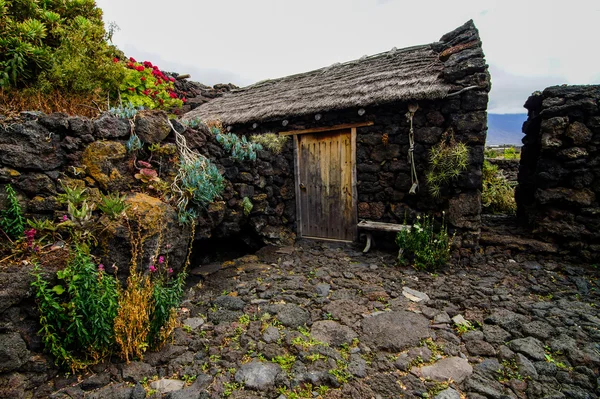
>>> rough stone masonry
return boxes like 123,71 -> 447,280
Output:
517,85 -> 600,260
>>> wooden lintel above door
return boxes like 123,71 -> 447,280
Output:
279,121 -> 374,136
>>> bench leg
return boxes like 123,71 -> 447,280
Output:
363,232 -> 372,253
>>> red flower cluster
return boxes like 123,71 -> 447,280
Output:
151,68 -> 169,84
116,56 -> 185,108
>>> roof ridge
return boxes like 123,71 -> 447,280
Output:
234,44 -> 434,93
180,21 -> 483,125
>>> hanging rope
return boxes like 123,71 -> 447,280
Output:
406,103 -> 419,195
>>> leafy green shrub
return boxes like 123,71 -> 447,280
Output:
503,147 -> 519,160
32,244 -> 119,369
32,219 -> 191,368
426,133 -> 469,197
0,184 -> 25,240
148,273 -> 185,349
35,11 -> 124,94
0,0 -> 123,93
0,0 -> 186,118
484,148 -> 498,158
482,161 -> 516,214
396,214 -> 451,271
250,133 -> 289,154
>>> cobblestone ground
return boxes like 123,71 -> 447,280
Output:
56,238 -> 600,399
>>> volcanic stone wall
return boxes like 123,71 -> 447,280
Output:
516,85 -> 600,259
487,158 -> 519,183
229,21 -> 490,248
0,111 -> 295,273
170,75 -> 238,114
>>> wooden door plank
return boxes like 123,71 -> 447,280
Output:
309,138 -> 317,236
315,138 -> 324,238
339,132 -> 347,240
293,135 -> 302,238
340,131 -> 352,240
350,128 -> 358,240
308,138 -> 319,237
300,136 -> 310,236
329,136 -> 340,239
322,138 -> 329,238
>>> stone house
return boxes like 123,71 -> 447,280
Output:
182,20 -> 490,248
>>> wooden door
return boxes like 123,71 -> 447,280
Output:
296,129 -> 356,241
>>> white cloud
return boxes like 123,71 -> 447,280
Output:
488,65 -> 564,114
96,0 -> 600,112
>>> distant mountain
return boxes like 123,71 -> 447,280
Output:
486,113 -> 527,146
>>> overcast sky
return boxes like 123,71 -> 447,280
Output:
96,0 -> 600,114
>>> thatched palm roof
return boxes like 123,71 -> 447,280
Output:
183,25 -> 468,126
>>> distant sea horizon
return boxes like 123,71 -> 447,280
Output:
486,113 -> 527,146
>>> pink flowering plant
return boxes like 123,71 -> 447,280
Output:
117,57 -> 183,110
31,244 -> 120,369
24,228 -> 36,248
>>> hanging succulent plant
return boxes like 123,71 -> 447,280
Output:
426,130 -> 469,198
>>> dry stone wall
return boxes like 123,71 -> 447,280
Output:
486,158 -> 519,183
0,111 -> 295,276
169,74 -> 238,115
517,85 -> 600,259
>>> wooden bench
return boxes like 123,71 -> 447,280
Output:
357,220 -> 411,253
